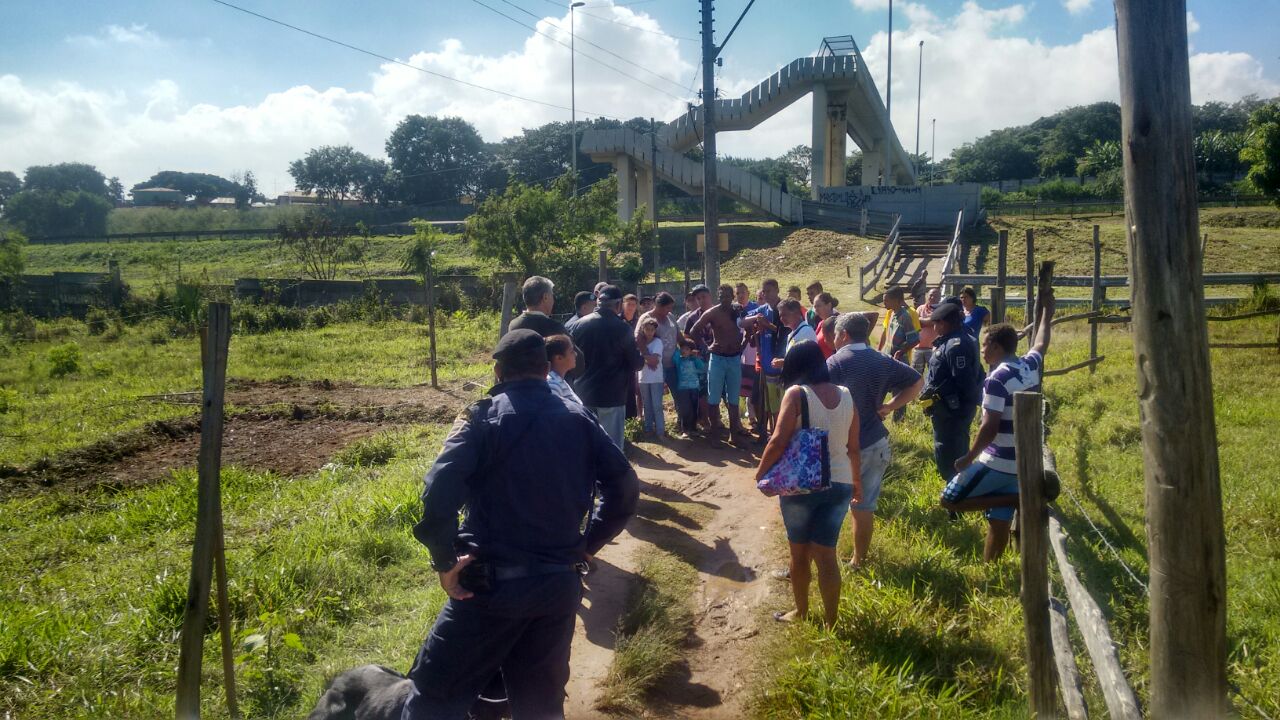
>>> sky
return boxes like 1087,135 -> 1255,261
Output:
1,0 -> 1277,194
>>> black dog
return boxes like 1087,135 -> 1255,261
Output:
306,664 -> 509,720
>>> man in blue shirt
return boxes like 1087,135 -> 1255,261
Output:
921,302 -> 984,485
404,329 -> 639,718
826,313 -> 924,568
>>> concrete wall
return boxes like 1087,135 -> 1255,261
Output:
815,183 -> 982,225
2,267 -> 124,317
229,276 -> 482,307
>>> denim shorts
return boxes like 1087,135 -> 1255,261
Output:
852,437 -> 891,512
942,461 -> 1019,521
779,481 -> 855,547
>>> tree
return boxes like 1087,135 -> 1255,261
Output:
466,173 -> 618,285
276,213 -> 371,279
386,115 -> 489,205
1241,102 -> 1280,205
951,128 -> 1042,182
1034,102 -> 1121,176
23,162 -> 109,197
231,170 -> 261,207
288,145 -> 386,205
107,177 -> 125,206
403,219 -> 445,387
130,170 -> 244,202
0,226 -> 25,283
3,189 -> 112,238
1076,140 -> 1123,176
0,171 -> 21,211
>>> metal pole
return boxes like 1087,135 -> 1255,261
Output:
931,118 -> 936,186
700,0 -> 721,290
570,2 -> 584,196
886,0 -> 893,123
915,40 -> 923,177
651,117 -> 660,283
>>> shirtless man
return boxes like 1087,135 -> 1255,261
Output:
689,284 -> 747,437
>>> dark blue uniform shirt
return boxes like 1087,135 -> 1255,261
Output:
925,329 -> 984,411
413,379 -> 639,571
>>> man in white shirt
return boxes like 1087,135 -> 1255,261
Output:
770,299 -> 817,372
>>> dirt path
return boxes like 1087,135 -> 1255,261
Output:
566,436 -> 785,719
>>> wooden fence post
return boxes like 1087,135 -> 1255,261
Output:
989,287 -> 1006,325
1025,228 -> 1036,329
426,257 -> 438,389
1049,592 -> 1088,720
176,303 -> 232,720
1116,0 -> 1228,715
498,276 -> 517,340
1014,391 -> 1055,718
1090,225 -> 1102,373
997,229 -> 1009,292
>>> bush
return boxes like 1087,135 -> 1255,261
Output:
47,342 -> 82,377
85,308 -> 112,335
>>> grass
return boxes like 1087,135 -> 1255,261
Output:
0,426 -> 450,719
22,233 -> 478,293
755,318 -> 1280,719
0,312 -> 497,467
595,547 -> 699,714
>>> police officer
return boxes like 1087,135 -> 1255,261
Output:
404,329 -> 639,719
922,302 -> 984,485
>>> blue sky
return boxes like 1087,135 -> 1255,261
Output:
2,0 -> 1277,191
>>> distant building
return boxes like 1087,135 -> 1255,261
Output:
132,187 -> 185,206
208,197 -> 239,208
275,190 -> 362,207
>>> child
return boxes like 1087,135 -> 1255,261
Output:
637,318 -> 666,437
545,334 -> 581,405
671,338 -> 705,437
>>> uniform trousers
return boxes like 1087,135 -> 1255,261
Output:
930,406 -> 976,483
402,573 -> 583,720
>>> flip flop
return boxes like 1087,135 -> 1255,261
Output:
772,610 -> 797,623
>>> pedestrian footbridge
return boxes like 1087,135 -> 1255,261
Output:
580,36 -> 916,226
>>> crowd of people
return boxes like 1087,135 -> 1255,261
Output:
387,273 -> 1055,719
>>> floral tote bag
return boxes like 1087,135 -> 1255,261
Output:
756,389 -> 832,497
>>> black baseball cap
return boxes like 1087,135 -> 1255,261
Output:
597,285 -> 623,302
573,290 -> 595,308
931,301 -> 963,325
940,295 -> 963,307
493,329 -> 545,361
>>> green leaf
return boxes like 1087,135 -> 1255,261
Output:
241,633 -> 267,653
281,632 -> 306,652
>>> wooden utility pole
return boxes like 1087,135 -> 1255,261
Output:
1025,228 -> 1035,331
425,256 -> 438,389
699,0 -> 721,290
176,303 -> 232,720
994,229 -> 1009,323
1115,0 -> 1227,716
651,117 -> 661,284
1014,391 -> 1054,718
1090,225 -> 1102,374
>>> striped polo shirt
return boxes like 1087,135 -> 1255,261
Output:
977,350 -> 1044,473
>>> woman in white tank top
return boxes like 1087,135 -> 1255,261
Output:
753,340 -> 861,627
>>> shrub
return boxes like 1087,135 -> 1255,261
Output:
85,308 -> 112,335
47,342 -> 82,377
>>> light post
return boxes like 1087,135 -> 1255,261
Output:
930,117 -> 937,186
915,39 -> 923,180
570,1 -> 585,196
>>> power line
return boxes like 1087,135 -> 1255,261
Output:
466,0 -> 687,100
494,0 -> 689,88
208,0 -> 617,119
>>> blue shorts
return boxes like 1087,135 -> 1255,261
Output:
780,482 -> 854,547
942,462 -> 1019,521
706,352 -> 742,406
852,437 -> 891,512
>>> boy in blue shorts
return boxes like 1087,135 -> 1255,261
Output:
942,288 -> 1054,561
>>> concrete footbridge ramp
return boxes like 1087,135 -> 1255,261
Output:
581,36 -> 917,225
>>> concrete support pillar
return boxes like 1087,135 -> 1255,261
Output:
861,146 -> 884,187
616,154 -> 636,222
822,92 -> 850,189
636,165 -> 655,221
810,83 -> 829,200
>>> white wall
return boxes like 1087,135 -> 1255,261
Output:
815,183 -> 982,225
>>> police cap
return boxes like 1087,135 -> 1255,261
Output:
931,302 -> 963,325
493,329 -> 546,362
597,285 -> 624,302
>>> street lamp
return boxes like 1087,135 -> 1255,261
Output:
930,117 -> 937,186
915,40 -> 923,180
570,1 -> 586,196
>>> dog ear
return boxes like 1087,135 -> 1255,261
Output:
305,689 -> 349,720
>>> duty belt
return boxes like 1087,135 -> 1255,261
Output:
493,562 -> 590,581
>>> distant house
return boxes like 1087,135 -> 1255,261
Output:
209,197 -> 239,208
275,190 -> 362,207
132,187 -> 185,206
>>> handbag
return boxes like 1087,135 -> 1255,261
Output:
756,389 -> 832,497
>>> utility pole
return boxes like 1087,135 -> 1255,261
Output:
651,117 -> 661,284
886,0 -> 893,123
570,1 -> 585,196
915,40 -> 923,178
931,118 -> 936,185
700,0 -> 720,290
1115,0 -> 1227,716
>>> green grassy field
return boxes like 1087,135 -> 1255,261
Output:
22,232 -> 479,292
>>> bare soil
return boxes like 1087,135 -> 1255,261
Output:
566,436 -> 785,719
0,378 -> 473,497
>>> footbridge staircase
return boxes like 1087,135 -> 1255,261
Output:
581,36 -> 916,227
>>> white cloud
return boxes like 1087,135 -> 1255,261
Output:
1186,11 -> 1201,35
850,0 -> 889,10
66,23 -> 163,48
1063,0 -> 1094,16
7,1 -> 1279,192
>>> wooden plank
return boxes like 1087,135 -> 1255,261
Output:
1053,311 -> 1104,326
1205,308 -> 1280,321
1043,356 -> 1106,377
1015,392 -> 1055,718
1116,0 -> 1229,715
1049,594 -> 1089,720
176,303 -> 232,720
1207,342 -> 1276,349
1048,513 -> 1143,720
213,517 -> 239,719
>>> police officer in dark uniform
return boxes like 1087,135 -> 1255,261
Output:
922,302 -> 984,484
403,329 -> 639,719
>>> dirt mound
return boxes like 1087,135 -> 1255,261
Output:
0,379 -> 473,497
1200,208 -> 1280,229
722,227 -> 876,278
